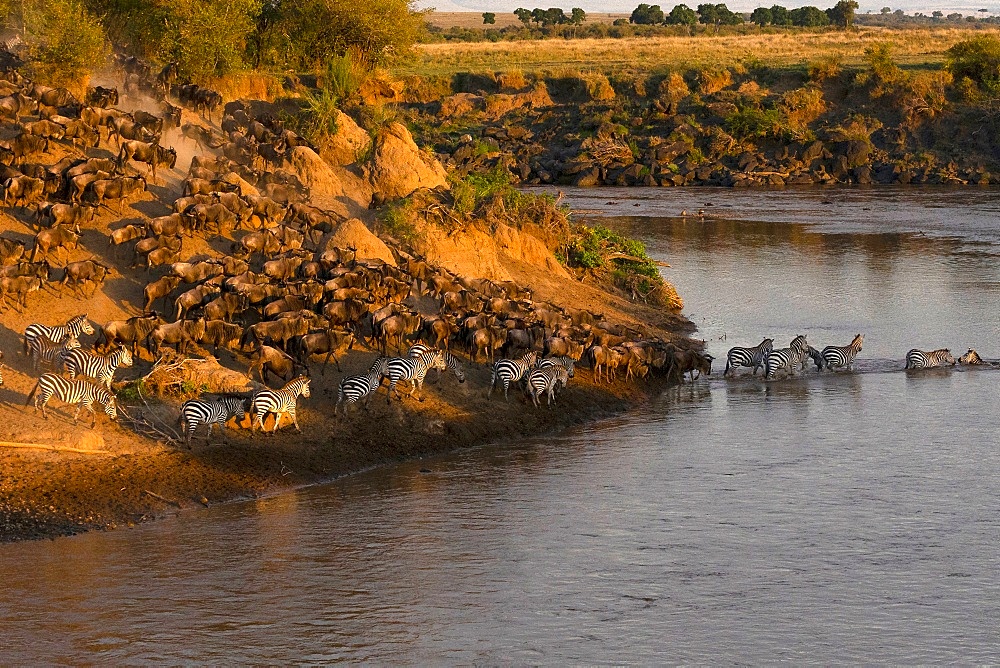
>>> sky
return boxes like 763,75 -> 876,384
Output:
415,0 -> 999,14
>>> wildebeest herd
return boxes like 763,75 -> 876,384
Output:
0,52 -> 715,446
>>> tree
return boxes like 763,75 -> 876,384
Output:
667,3 -> 698,24
630,3 -> 665,24
514,7 -> 532,26
932,10 -> 943,18
790,5 -> 830,26
880,6 -> 891,13
827,0 -> 858,28
750,6 -> 772,25
770,4 -> 791,24
22,0 -> 108,85
947,34 -> 1000,94
482,11 -> 495,24
571,7 -> 586,24
698,3 -> 743,26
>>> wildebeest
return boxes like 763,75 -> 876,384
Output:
97,313 -> 163,357
0,235 -> 25,264
109,116 -> 157,147
171,260 -> 224,284
249,345 -> 308,385
34,202 -> 96,231
118,140 -> 177,181
202,291 -> 247,322
145,247 -> 180,271
86,86 -> 119,108
3,176 -> 45,207
202,319 -> 243,354
147,318 -> 206,354
23,119 -> 65,141
84,176 -> 146,211
143,274 -> 181,311
31,227 -> 79,261
241,317 -> 313,351
60,260 -> 110,296
131,234 -> 181,267
0,275 -> 43,311
147,212 -> 188,237
110,223 -> 145,248
294,329 -> 355,373
185,202 -> 237,233
2,134 -> 48,160
174,284 -> 220,320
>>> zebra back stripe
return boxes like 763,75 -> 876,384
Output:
725,338 -> 773,376
490,351 -> 538,399
765,337 -> 810,379
63,345 -> 133,387
180,396 -> 246,445
250,376 -> 310,432
31,335 -> 80,371
821,334 -> 864,370
524,366 -> 569,407
27,373 -> 117,424
905,348 -> 956,369
25,314 -> 93,355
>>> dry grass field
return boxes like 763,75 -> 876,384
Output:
406,26 -> 1000,76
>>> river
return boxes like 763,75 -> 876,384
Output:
2,187 -> 999,663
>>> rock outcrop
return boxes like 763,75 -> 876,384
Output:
324,110 -> 371,166
368,122 -> 448,201
326,218 -> 397,266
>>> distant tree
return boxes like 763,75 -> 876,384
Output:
770,5 -> 791,24
790,5 -> 830,26
482,11 -> 496,24
932,10 -> 943,18
880,5 -> 891,13
613,17 -> 629,25
667,3 -> 699,24
893,9 -> 904,15
631,3 -> 665,24
827,0 -> 858,28
750,6 -> 772,25
571,7 -> 587,24
698,3 -> 743,26
514,7 -> 532,26
948,12 -> 963,20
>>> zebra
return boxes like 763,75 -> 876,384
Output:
408,344 -> 465,383
537,356 -> 576,378
336,368 -> 384,416
524,365 -> 570,408
62,345 -> 133,389
26,373 -> 117,426
31,335 -> 81,371
382,350 -> 447,403
249,376 -> 311,435
179,396 -> 247,446
959,349 -> 986,365
905,348 -> 956,370
24,314 -> 93,357
489,351 -> 538,400
724,338 -> 773,377
764,335 -> 809,379
821,334 -> 864,371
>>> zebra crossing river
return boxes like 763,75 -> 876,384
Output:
3,187 -> 1000,663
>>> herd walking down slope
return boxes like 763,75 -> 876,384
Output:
0,52 -> 711,450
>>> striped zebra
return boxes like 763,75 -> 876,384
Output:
905,348 -> 956,370
26,373 -> 117,426
408,344 -> 465,383
31,335 -> 81,371
724,338 -> 773,377
179,396 -> 247,446
489,351 -> 538,400
524,365 -> 570,408
821,334 -> 864,371
249,376 -> 311,434
382,350 -> 446,403
537,356 -> 576,378
336,369 -> 384,416
959,349 -> 985,365
764,335 -> 809,379
62,345 -> 133,389
24,314 -> 93,357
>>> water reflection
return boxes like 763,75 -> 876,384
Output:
2,189 -> 1000,663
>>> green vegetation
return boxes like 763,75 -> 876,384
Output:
565,225 -> 669,303
947,35 -> 1000,97
8,0 -> 108,86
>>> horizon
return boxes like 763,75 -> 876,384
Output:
415,0 -> 1000,15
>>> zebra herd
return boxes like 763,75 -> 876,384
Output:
6,312 -> 584,446
724,332 -> 986,379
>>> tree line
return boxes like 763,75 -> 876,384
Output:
629,1 -> 858,28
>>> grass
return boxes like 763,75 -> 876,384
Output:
401,27 -> 1000,78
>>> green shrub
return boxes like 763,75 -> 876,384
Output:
946,35 -> 1000,96
21,0 -> 108,86
724,106 -> 786,140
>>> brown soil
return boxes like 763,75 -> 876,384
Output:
0,97 -> 695,544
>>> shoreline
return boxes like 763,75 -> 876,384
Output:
0,364 -> 677,543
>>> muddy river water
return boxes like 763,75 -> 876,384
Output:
2,187 -> 999,663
